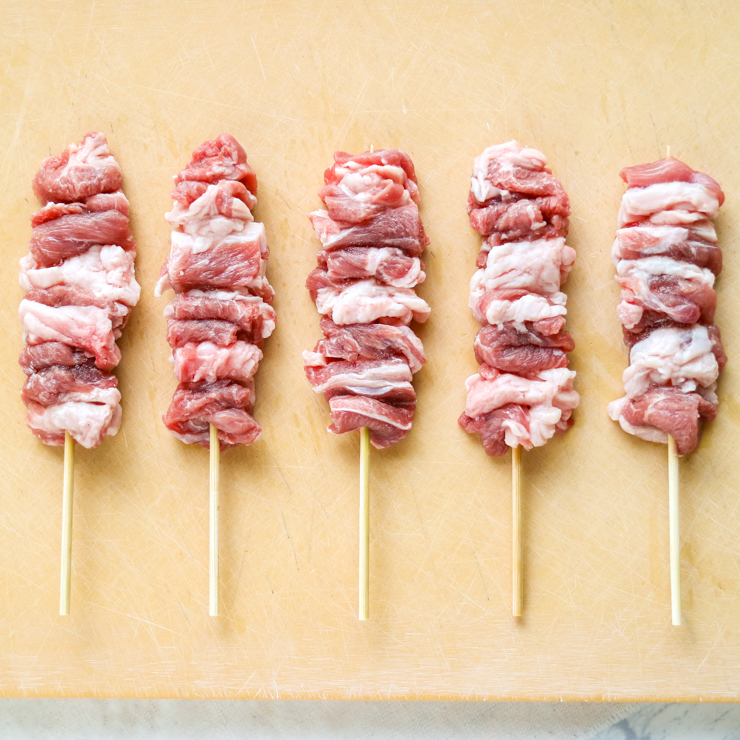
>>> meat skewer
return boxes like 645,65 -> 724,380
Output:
304,145 -> 430,620
19,132 -> 140,614
458,141 -> 579,617
608,147 -> 725,626
155,134 -> 275,616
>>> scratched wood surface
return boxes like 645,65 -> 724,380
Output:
1,0 -> 740,701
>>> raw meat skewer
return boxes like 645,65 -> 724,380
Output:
156,134 -> 275,616
19,133 -> 140,614
459,141 -> 579,617
303,144 -> 430,620
608,145 -> 726,626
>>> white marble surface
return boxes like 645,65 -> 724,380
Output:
1,700 -> 739,738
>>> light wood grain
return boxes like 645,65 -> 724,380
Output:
1,0 -> 740,701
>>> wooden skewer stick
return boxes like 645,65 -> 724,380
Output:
60,430 -> 74,615
663,145 -> 681,627
209,423 -> 220,617
512,445 -> 523,617
357,141 -> 375,622
359,426 -> 370,621
668,435 -> 681,626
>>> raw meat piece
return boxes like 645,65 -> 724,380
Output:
608,387 -> 717,455
19,343 -> 94,375
31,203 -> 87,227
32,132 -> 122,204
312,277 -> 430,326
612,224 -> 722,275
174,133 -> 257,194
22,364 -> 118,407
327,395 -> 415,449
468,141 -> 570,241
166,181 -> 255,244
472,289 -> 567,327
25,399 -> 122,448
20,299 -> 120,370
463,367 -> 578,420
154,223 -> 267,295
471,238 -> 575,296
85,191 -> 130,215
171,179 -> 256,211
319,149 -> 420,223
304,358 -> 414,403
166,320 -> 239,348
620,157 -> 724,202
172,341 -> 262,383
30,209 -> 135,266
307,318 -> 426,374
622,326 -> 721,398
163,380 -> 260,449
20,245 -> 140,307
616,257 -> 716,329
474,322 -> 574,374
164,291 -> 276,345
618,181 -> 722,228
320,247 -> 424,287
308,204 -> 429,256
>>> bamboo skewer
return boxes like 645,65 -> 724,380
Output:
209,423 -> 220,617
512,445 -> 523,617
357,142 -> 375,622
59,431 -> 75,615
359,426 -> 370,621
668,435 -> 681,626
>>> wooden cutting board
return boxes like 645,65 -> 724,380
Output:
2,0 -> 740,701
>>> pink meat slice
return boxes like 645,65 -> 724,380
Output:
25,399 -> 122,448
22,364 -> 117,407
615,386 -> 717,455
19,342 -> 94,375
174,134 -> 257,194
163,380 -> 260,450
305,358 -> 415,404
160,229 -> 264,293
164,292 -> 276,345
617,273 -> 716,328
319,247 -> 424,287
613,225 -> 722,275
167,319 -> 239,348
32,132 -> 123,204
468,193 -> 570,242
474,322 -> 574,374
171,179 -> 256,211
24,285 -> 130,332
458,404 -> 532,457
20,299 -> 121,371
319,149 -> 420,223
30,209 -> 135,266
620,157 -> 725,205
85,190 -> 130,215
172,341 -> 262,383
31,203 -> 86,227
327,395 -> 415,449
310,318 -> 426,373
308,204 -> 429,256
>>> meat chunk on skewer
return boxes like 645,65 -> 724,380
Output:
609,156 -> 725,454
459,141 -> 579,455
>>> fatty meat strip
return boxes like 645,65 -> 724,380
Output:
458,141 -> 579,456
155,134 -> 276,450
607,157 -> 726,456
19,132 -> 140,449
303,149 -> 430,449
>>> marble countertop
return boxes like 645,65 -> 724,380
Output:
1,700 -> 739,738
